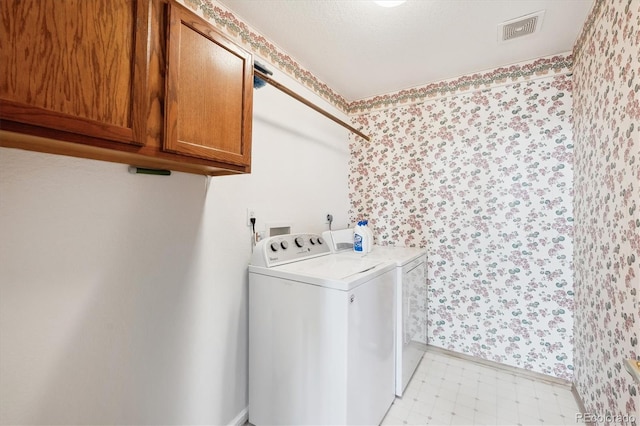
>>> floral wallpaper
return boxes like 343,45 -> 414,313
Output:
349,63 -> 575,380
572,0 -> 639,422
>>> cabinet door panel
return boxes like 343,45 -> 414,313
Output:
164,3 -> 252,166
0,0 -> 149,145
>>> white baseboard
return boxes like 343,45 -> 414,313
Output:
425,344 -> 573,388
572,384 -> 596,426
228,406 -> 249,426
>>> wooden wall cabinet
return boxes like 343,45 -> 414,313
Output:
165,3 -> 253,167
0,0 -> 149,146
0,0 -> 253,176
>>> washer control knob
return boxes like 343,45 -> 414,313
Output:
294,237 -> 304,248
317,237 -> 324,245
309,237 -> 316,245
270,242 -> 279,252
280,241 -> 289,250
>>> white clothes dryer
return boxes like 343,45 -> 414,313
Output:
248,233 -> 396,426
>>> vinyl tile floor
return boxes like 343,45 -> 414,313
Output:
382,349 -> 582,426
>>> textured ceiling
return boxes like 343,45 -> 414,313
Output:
217,0 -> 594,101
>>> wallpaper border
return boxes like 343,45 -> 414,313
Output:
181,1 -> 573,116
180,0 -> 350,112
347,54 -> 573,113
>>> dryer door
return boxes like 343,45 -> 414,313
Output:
404,259 -> 427,345
397,258 -> 428,395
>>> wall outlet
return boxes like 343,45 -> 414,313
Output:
247,208 -> 256,227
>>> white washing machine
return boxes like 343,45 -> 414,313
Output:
248,233 -> 396,426
323,229 -> 428,396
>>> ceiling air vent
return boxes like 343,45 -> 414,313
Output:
498,10 -> 545,43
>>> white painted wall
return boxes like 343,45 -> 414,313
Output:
0,66 -> 350,425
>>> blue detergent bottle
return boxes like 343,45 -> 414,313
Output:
353,221 -> 365,252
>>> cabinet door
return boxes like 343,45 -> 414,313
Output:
0,0 -> 149,146
164,3 -> 253,167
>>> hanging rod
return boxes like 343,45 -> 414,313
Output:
254,69 -> 370,142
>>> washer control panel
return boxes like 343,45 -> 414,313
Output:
251,233 -> 330,267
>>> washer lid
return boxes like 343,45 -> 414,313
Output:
360,246 -> 427,266
329,245 -> 427,266
249,255 -> 395,291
